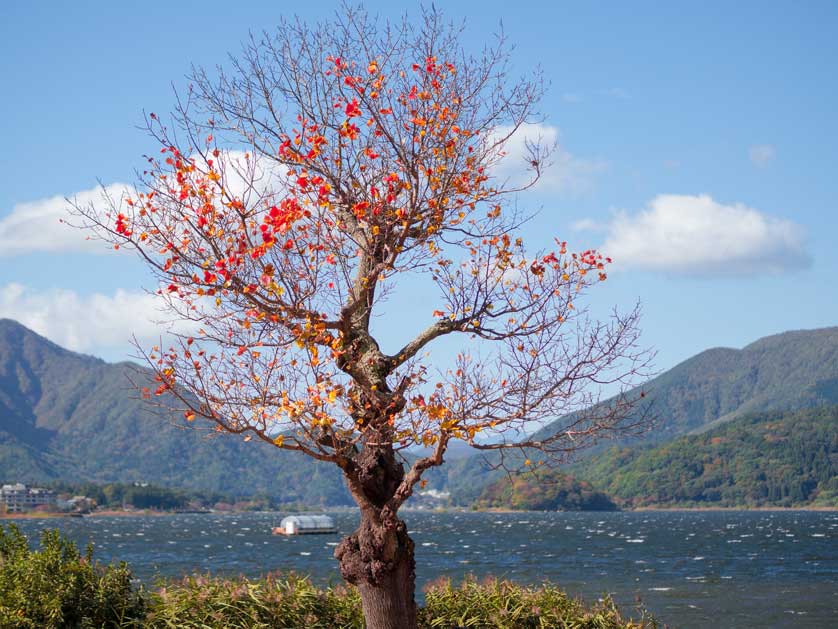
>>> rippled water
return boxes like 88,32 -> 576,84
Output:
12,510 -> 838,628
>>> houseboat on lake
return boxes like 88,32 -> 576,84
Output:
272,514 -> 337,535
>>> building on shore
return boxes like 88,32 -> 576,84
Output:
0,483 -> 57,513
56,495 -> 96,513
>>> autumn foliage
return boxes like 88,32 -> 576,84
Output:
74,8 -> 648,629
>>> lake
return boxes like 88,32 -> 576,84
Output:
10,510 -> 838,628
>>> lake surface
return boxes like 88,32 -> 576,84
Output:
11,510 -> 838,628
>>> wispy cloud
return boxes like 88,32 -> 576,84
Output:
0,283 -> 194,356
596,194 -> 810,275
490,123 -> 607,193
749,144 -> 776,167
0,183 -> 133,257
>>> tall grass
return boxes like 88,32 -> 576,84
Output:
419,576 -> 656,628
0,525 -> 657,628
145,573 -> 363,628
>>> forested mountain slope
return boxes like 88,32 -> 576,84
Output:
445,327 -> 838,501
569,406 -> 838,508
3,319 -> 837,509
0,319 -> 351,504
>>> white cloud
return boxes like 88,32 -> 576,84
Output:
749,144 -> 776,167
599,194 -> 810,275
193,149 -> 286,203
0,149 -> 287,258
0,183 -> 133,257
490,123 -> 606,193
0,283 -> 193,355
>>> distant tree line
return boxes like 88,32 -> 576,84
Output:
39,481 -> 292,512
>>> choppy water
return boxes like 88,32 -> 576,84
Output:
11,510 -> 838,628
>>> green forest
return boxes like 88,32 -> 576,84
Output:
42,481 -> 229,511
570,406 -> 838,508
474,469 -> 617,511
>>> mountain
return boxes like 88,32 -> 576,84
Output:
444,326 -> 838,502
622,327 -> 838,441
535,326 -> 838,448
0,319 -> 351,504
3,319 -> 837,509
569,406 -> 838,508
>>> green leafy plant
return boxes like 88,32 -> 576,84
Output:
0,524 -> 147,628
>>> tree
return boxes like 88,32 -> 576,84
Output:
73,7 -> 649,628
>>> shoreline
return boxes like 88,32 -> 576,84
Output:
626,505 -> 838,512
0,509 -> 210,520
3,505 -> 837,520
0,512 -> 77,520
470,506 -> 838,514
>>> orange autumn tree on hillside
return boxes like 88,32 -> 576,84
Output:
75,8 -> 649,629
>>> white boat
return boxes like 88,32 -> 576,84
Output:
272,514 -> 337,535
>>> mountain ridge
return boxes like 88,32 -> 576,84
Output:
569,405 -> 838,508
444,324 -> 838,501
1,319 -> 837,508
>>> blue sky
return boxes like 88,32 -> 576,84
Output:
1,1 -> 836,375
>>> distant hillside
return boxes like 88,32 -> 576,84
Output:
632,328 -> 838,442
474,469 -> 617,511
553,326 -> 838,445
0,319 -> 351,505
3,319 -> 837,510
570,406 -> 838,508
445,327 -> 838,502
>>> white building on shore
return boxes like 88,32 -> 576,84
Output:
0,483 -> 56,513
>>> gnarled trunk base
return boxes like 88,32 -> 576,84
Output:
335,514 -> 416,629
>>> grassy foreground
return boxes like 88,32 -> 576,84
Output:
0,525 -> 657,628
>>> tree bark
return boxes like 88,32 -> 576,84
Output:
334,442 -> 417,629
335,513 -> 416,629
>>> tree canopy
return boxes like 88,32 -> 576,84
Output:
73,7 -> 648,628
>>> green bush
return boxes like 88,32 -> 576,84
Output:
0,526 -> 655,628
0,525 -> 147,628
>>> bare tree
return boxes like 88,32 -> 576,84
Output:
73,7 -> 650,628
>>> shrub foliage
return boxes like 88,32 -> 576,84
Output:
0,526 -> 655,628
0,525 -> 147,628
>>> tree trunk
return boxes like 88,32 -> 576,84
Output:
336,513 -> 416,629
334,442 -> 417,629
335,509 -> 417,629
